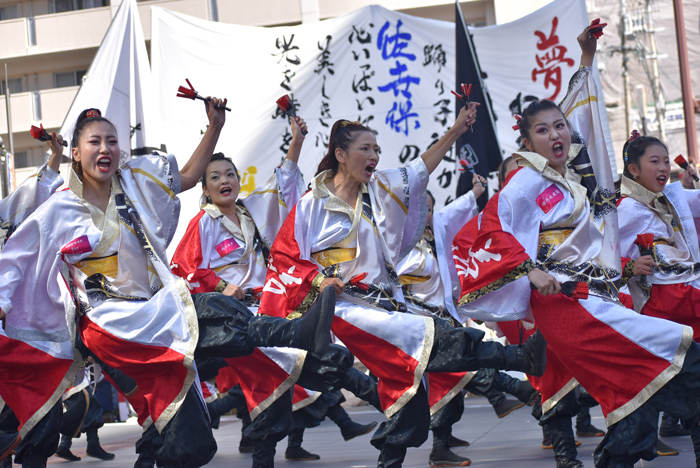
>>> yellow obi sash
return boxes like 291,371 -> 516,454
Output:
538,228 -> 574,252
73,252 -> 119,279
399,274 -> 430,286
311,247 -> 357,268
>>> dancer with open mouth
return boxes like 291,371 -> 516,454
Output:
259,103 -> 548,468
0,98 -> 334,468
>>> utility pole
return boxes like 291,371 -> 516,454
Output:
645,0 -> 666,143
636,85 -> 648,135
620,0 -> 632,137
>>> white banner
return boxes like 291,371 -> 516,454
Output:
151,2 -> 616,254
58,0 -> 160,162
470,0 -> 616,174
151,6 -> 458,254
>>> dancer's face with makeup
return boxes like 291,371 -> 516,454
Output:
522,108 -> 571,175
72,121 -> 120,186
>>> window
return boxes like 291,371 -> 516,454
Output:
0,78 -> 22,95
54,70 -> 86,88
0,5 -> 18,21
12,151 -> 27,169
51,0 -> 109,13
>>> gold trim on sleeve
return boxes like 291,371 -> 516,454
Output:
377,180 -> 408,215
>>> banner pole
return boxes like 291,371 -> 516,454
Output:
3,64 -> 13,198
672,0 -> 698,164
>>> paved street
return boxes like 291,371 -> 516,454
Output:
45,396 -> 695,467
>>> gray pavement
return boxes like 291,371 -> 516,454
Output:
45,396 -> 694,467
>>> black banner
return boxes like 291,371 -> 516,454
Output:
454,0 -> 503,209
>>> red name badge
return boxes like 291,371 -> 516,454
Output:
61,235 -> 92,255
215,238 -> 240,257
536,184 -> 564,214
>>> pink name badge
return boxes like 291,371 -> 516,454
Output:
215,238 -> 240,257
536,184 -> 565,214
61,235 -> 93,255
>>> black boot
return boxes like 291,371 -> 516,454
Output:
428,428 -> 471,467
54,435 -> 80,462
546,416 -> 582,468
448,435 -> 470,448
483,388 -> 524,418
575,406 -> 605,437
493,397 -> 526,419
252,438 -> 277,468
690,424 -> 700,468
134,424 -> 160,468
326,403 -> 378,441
238,402 -> 254,453
656,438 -> 679,456
285,428 -> 320,461
1,456 -> 10,468
659,412 -> 690,437
492,373 -> 538,406
341,367 -> 382,412
248,287 -> 335,356
503,330 -> 547,377
378,445 -> 407,468
473,331 -> 547,377
19,454 -> 47,468
86,428 -> 115,460
207,391 -> 241,429
0,434 -> 19,464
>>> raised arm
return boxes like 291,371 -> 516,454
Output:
179,97 -> 227,192
577,25 -> 598,68
421,102 -> 478,175
285,116 -> 307,164
46,132 -> 65,173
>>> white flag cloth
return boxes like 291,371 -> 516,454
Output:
150,5 -> 458,254
58,0 -> 159,163
470,0 -> 617,175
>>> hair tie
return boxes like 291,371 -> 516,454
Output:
85,109 -> 101,119
512,114 -> 522,131
624,129 -> 641,162
340,120 -> 362,128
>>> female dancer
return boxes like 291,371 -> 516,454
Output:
454,26 -> 700,468
0,137 -> 66,468
617,134 -> 700,454
0,101 -> 333,468
171,117 -> 377,467
259,107 -> 547,468
398,181 -> 537,467
617,134 -> 700,336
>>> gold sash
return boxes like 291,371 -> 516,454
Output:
74,253 -> 119,279
538,228 -> 574,252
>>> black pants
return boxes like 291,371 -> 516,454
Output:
430,390 -> 464,433
594,341 -> 700,468
540,391 -> 581,464
13,402 -> 62,466
60,390 -> 104,439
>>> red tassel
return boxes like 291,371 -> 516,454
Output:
30,124 -> 46,141
348,273 -> 370,291
588,18 -> 607,39
176,78 -> 198,100
276,94 -> 293,114
570,282 -> 589,300
634,233 -> 655,251
675,155 -> 689,168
